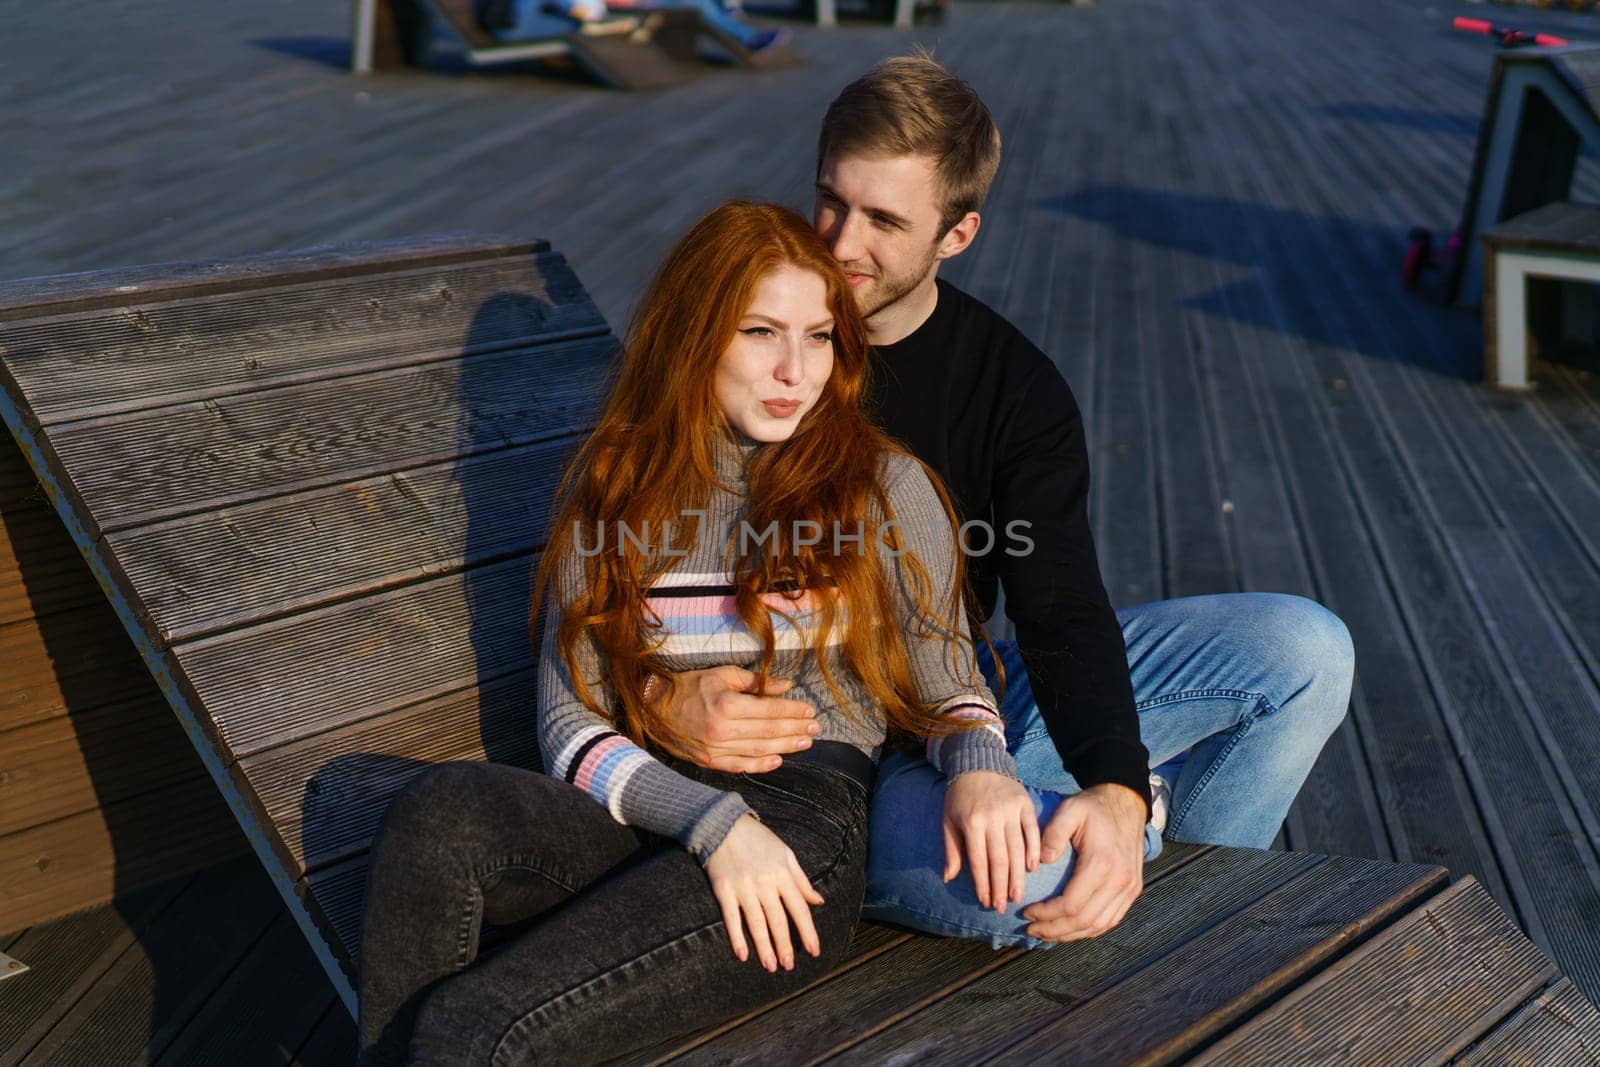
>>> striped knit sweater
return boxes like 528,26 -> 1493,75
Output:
536,430 -> 1018,864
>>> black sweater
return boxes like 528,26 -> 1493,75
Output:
867,279 -> 1152,811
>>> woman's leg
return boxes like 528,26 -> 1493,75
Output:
358,761 -> 658,1064
408,762 -> 870,1065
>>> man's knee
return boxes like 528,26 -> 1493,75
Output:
1261,594 -> 1353,733
1280,596 -> 1352,670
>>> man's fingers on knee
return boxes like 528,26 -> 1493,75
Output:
1039,825 -> 1074,863
1028,917 -> 1087,943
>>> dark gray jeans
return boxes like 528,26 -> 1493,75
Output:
358,756 -> 869,1065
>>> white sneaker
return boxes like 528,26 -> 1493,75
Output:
1149,772 -> 1172,835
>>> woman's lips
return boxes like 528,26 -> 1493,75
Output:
762,399 -> 802,417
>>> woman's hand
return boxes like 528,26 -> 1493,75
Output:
705,814 -> 825,972
943,771 -> 1041,913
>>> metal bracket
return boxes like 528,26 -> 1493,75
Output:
0,951 -> 30,982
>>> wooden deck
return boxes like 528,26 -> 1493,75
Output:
4,0 -> 1600,1058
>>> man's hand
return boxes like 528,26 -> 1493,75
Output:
1019,782 -> 1147,942
942,771 -> 1040,914
651,666 -> 819,773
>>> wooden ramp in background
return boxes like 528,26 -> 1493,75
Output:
0,235 -> 616,1007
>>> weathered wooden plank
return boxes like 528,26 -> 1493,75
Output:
713,943 -> 1029,1067
0,234 -> 545,322
0,601 -> 159,733
1087,109 -> 1162,612
108,433 -> 579,645
0,428 -> 49,513
1456,978 -> 1600,1066
287,1002 -> 359,1066
1248,32 -> 1600,991
994,855 -> 1446,1065
238,668 -> 540,876
1130,0 -> 1393,864
1193,878 -> 1558,1065
784,847 -> 1313,1066
150,913 -> 338,1066
174,551 -> 534,760
1111,17 -> 1240,607
0,876 -> 188,1066
0,502 -> 102,628
0,251 -> 607,425
0,697 -> 214,837
1486,391 -> 1600,616
0,777 -> 245,930
1180,28 -> 1512,895
613,924 -> 921,1067
15,857 -> 280,1066
1523,372 -> 1600,543
37,332 -> 610,537
300,855 -> 370,979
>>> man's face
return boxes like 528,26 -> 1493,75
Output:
814,152 -> 947,320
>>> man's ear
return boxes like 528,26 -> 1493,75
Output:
936,212 -> 982,261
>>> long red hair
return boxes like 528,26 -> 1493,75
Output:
532,201 -> 992,754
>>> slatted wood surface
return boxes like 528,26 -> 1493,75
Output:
8,841 -> 1600,1064
0,420 -> 247,928
5,0 -> 1600,1058
0,236 -> 616,1006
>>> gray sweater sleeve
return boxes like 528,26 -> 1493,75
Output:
879,455 -> 1020,782
536,550 -> 755,864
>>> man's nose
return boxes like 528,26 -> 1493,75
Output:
828,212 -> 865,264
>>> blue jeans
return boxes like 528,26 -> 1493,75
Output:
862,592 -> 1354,949
629,0 -> 766,49
503,0 -> 766,49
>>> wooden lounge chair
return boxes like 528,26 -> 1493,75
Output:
351,0 -> 703,89
0,235 -> 614,1004
4,236 -> 1599,1059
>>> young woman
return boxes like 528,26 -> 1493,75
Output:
357,202 -> 1040,1065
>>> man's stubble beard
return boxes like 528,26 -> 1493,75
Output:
853,240 -> 941,321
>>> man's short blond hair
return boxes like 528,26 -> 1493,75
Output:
818,52 -> 1002,235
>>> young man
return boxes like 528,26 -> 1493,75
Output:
649,55 -> 1353,945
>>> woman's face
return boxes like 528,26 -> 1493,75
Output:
713,265 -> 836,443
